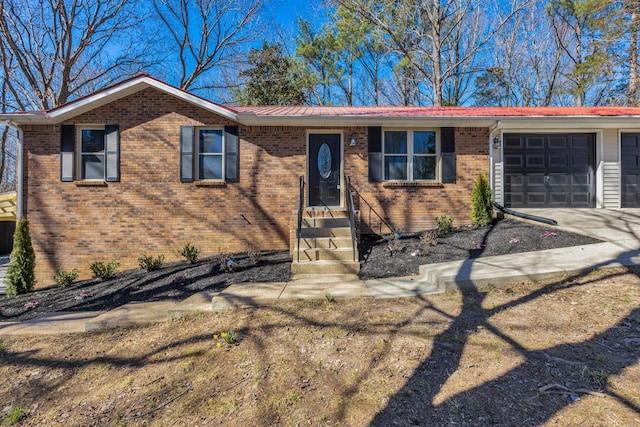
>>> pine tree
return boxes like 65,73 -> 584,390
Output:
5,217 -> 36,295
471,173 -> 493,227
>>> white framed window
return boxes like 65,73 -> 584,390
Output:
383,129 -> 439,181
78,126 -> 106,180
197,128 -> 225,180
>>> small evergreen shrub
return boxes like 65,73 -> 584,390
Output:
138,254 -> 165,272
471,173 -> 493,226
435,215 -> 454,234
5,218 -> 36,296
53,268 -> 79,287
89,260 -> 119,280
179,243 -> 200,264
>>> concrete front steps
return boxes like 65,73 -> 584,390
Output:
291,210 -> 359,275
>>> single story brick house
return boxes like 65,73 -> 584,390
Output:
2,73 -> 640,285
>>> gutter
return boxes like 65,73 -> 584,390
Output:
488,120 -> 502,203
1,120 -> 23,220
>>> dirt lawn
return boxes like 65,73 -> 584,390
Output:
1,267 -> 639,426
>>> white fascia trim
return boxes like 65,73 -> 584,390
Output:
47,76 -> 238,123
235,114 -> 497,128
0,113 -> 48,125
236,114 -> 640,128
494,116 -> 640,129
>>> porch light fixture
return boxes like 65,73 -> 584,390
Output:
492,137 -> 501,149
350,134 -> 357,146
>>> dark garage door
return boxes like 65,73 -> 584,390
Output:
503,133 -> 595,208
622,133 -> 640,207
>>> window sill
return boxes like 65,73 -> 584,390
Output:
74,180 -> 108,187
382,181 -> 444,188
195,181 -> 227,187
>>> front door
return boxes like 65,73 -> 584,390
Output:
308,133 -> 342,207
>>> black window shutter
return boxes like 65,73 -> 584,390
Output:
368,126 -> 382,182
224,125 -> 239,183
105,124 -> 120,182
60,124 -> 75,182
180,126 -> 194,182
441,127 -> 456,184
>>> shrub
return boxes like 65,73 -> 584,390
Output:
89,260 -> 119,280
138,254 -> 165,272
435,215 -> 454,234
215,252 -> 238,272
53,268 -> 79,287
471,173 -> 493,226
5,218 -> 36,296
385,235 -> 405,256
246,245 -> 262,264
420,230 -> 438,247
179,243 -> 200,264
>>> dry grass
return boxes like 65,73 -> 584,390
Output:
0,268 -> 639,426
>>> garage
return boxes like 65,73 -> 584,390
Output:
503,133 -> 595,208
621,133 -> 640,207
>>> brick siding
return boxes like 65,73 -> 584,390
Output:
22,88 -> 489,285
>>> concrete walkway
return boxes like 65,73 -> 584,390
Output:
2,209 -> 639,336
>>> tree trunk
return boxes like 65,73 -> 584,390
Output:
629,1 -> 639,106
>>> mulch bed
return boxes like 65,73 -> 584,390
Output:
0,218 -> 601,322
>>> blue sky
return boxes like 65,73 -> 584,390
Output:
264,0 -> 328,33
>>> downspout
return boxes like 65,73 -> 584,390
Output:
1,120 -> 23,220
488,120 -> 502,202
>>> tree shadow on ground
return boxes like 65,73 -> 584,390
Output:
369,224 -> 640,426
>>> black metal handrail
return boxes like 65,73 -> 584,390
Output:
349,185 -> 396,235
345,176 -> 357,262
296,176 -> 304,262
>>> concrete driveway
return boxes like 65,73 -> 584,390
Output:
519,208 -> 640,247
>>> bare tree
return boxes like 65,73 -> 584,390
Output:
626,0 -> 639,106
0,0 -> 152,111
477,1 -> 567,106
336,0 -> 530,106
153,0 -> 263,92
547,0 -> 624,106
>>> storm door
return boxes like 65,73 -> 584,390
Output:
308,133 -> 342,207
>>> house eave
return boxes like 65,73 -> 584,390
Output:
0,74 -> 239,126
235,113 -> 640,129
235,113 -> 499,128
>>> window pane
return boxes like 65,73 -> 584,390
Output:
199,129 -> 223,154
384,131 -> 407,154
82,154 -> 104,179
82,129 -> 105,153
384,156 -> 407,180
199,155 -> 222,180
414,131 -> 436,154
413,156 -> 436,180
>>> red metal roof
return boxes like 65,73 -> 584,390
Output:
231,105 -> 640,117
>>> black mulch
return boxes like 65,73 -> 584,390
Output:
0,219 -> 601,322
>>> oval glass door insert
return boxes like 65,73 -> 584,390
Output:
318,142 -> 332,179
